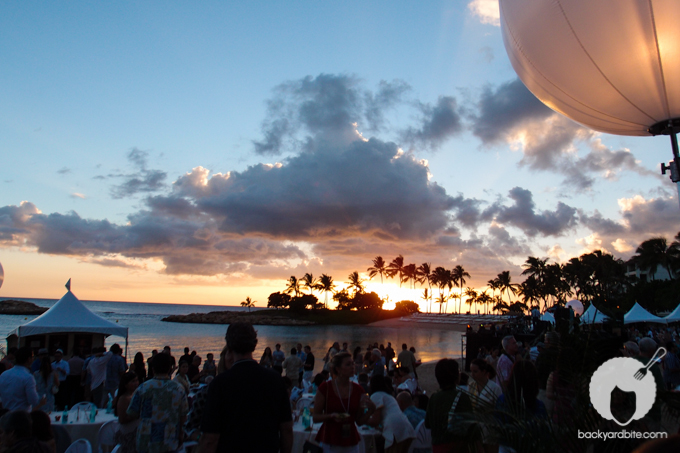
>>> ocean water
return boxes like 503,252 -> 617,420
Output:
0,297 -> 463,369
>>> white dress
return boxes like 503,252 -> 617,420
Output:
370,391 -> 415,448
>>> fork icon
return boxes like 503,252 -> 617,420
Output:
634,347 -> 667,381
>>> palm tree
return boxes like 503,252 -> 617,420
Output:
477,290 -> 492,315
387,255 -> 405,287
301,273 -> 319,295
496,271 -> 520,305
367,256 -> 388,284
284,275 -> 301,298
487,278 -> 499,301
240,296 -> 255,313
417,263 -> 433,312
451,265 -> 471,314
518,276 -> 541,311
431,266 -> 451,314
421,288 -> 432,314
347,271 -> 365,297
464,287 -> 478,312
634,237 -> 676,280
318,274 -> 336,309
402,263 -> 417,288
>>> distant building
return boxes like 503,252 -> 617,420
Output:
625,261 -> 673,282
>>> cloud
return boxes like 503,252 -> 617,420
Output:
70,193 -> 86,199
401,96 -> 463,150
252,74 -> 410,155
468,0 -> 500,27
471,79 -> 658,190
57,167 -> 71,175
484,187 -> 578,237
578,194 -> 680,258
110,148 -> 167,198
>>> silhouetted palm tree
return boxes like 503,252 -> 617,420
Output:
347,271 -> 365,297
421,288 -> 432,314
496,271 -> 519,305
387,255 -> 405,287
477,290 -> 492,314
402,263 -> 417,288
464,287 -> 477,312
301,273 -> 320,296
634,237 -> 676,280
318,274 -> 335,309
367,256 -> 388,284
284,276 -> 301,298
452,265 -> 470,314
417,263 -> 433,312
431,266 -> 452,314
241,296 -> 255,313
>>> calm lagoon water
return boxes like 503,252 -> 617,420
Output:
0,298 -> 463,368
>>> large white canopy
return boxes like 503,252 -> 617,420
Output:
9,290 -> 128,338
500,0 -> 680,136
624,302 -> 667,325
541,312 -> 555,324
580,303 -> 609,324
664,304 -> 680,322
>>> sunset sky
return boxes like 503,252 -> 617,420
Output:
1,1 -> 679,309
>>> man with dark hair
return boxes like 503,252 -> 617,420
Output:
127,352 -> 188,453
397,343 -> 417,378
199,322 -> 293,453
0,410 -> 51,453
425,359 -> 473,451
0,347 -> 44,412
51,349 -> 70,410
302,346 -> 314,382
272,343 -> 284,375
179,347 -> 191,367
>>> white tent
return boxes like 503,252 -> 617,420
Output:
664,304 -> 680,323
624,302 -> 667,325
580,303 -> 609,324
8,290 -> 128,353
541,312 -> 555,324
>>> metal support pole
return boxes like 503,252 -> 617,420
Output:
670,126 -> 680,209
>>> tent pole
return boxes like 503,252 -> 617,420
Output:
125,333 -> 128,359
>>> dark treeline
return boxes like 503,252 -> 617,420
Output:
265,232 -> 680,316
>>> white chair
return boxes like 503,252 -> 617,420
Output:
97,420 -> 120,453
71,402 -> 96,411
407,420 -> 432,453
296,397 -> 313,411
65,439 -> 92,453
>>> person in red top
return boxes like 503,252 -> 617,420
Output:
313,351 -> 374,452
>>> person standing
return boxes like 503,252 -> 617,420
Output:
199,322 -> 293,453
497,336 -> 518,392
127,353 -> 188,453
303,345 -> 315,382
397,344 -> 417,378
67,349 -> 85,406
0,346 -> 45,411
282,348 -> 302,384
87,346 -> 113,408
105,344 -> 128,405
51,349 -> 70,410
296,343 -> 306,385
385,342 -> 395,365
272,344 -> 285,375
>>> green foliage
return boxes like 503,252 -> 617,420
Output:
394,300 -> 420,314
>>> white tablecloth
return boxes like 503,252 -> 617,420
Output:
292,421 -> 379,453
51,411 -> 118,449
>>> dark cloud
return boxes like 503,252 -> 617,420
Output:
110,148 -> 167,198
471,79 -> 551,144
484,187 -> 578,237
252,74 -> 410,155
579,210 -> 626,236
57,167 -> 71,175
401,97 -> 463,149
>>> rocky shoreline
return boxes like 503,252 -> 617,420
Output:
0,300 -> 48,315
162,311 -> 317,326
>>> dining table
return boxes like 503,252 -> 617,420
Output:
292,420 -> 380,453
50,409 -> 118,449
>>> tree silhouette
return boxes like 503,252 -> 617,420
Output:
347,271 -> 365,297
367,256 -> 388,284
387,255 -> 405,287
452,265 -> 470,314
318,274 -> 336,309
240,296 -> 255,312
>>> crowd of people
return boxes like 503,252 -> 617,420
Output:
0,326 -> 680,453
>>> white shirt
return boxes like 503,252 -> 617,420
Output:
370,391 -> 415,448
87,351 -> 113,389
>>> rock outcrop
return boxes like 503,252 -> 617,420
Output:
162,311 -> 316,326
0,300 -> 48,315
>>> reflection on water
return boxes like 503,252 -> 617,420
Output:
0,299 -> 463,373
